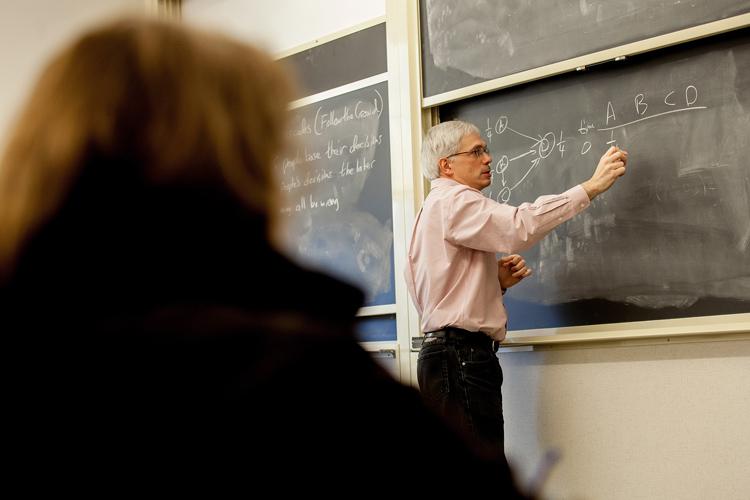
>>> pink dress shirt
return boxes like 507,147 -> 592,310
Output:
404,178 -> 590,341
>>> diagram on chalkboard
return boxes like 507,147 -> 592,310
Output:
486,84 -> 709,205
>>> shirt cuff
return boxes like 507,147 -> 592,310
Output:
570,184 -> 591,211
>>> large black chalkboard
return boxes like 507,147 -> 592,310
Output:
421,0 -> 750,98
276,81 -> 395,307
442,30 -> 750,330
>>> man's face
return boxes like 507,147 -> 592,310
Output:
441,132 -> 492,191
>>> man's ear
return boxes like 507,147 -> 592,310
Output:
438,157 -> 452,177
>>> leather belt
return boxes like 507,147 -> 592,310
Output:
424,327 -> 499,352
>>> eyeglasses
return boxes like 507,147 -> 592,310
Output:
445,145 -> 490,160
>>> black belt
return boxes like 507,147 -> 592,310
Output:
424,327 -> 499,352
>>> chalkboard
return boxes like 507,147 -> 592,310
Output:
420,0 -> 750,98
441,30 -> 750,330
280,23 -> 387,98
356,314 -> 398,342
276,81 -> 395,307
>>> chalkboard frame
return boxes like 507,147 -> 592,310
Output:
274,15 -> 428,368
501,313 -> 750,348
420,11 -> 750,108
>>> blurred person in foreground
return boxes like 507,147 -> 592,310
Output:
0,17 -> 530,497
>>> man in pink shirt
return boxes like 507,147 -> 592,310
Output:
405,120 -> 627,457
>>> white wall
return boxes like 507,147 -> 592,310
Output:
0,0 -> 144,149
182,0 -> 385,54
503,339 -> 750,499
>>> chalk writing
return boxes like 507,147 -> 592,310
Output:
274,82 -> 394,306
483,84 -> 709,204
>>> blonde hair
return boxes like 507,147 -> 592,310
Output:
0,17 -> 293,279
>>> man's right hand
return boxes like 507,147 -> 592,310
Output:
581,146 -> 628,200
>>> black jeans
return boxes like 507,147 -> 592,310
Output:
417,328 -> 504,455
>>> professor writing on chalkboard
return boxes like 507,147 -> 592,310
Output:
405,120 -> 627,457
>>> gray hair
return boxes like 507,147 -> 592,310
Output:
420,120 -> 480,180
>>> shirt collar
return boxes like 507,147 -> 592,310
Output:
430,177 -> 481,193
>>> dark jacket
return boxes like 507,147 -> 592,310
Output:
4,181 -> 528,496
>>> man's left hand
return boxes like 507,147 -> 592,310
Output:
498,254 -> 532,291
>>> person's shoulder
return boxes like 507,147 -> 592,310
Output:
270,249 -> 365,316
